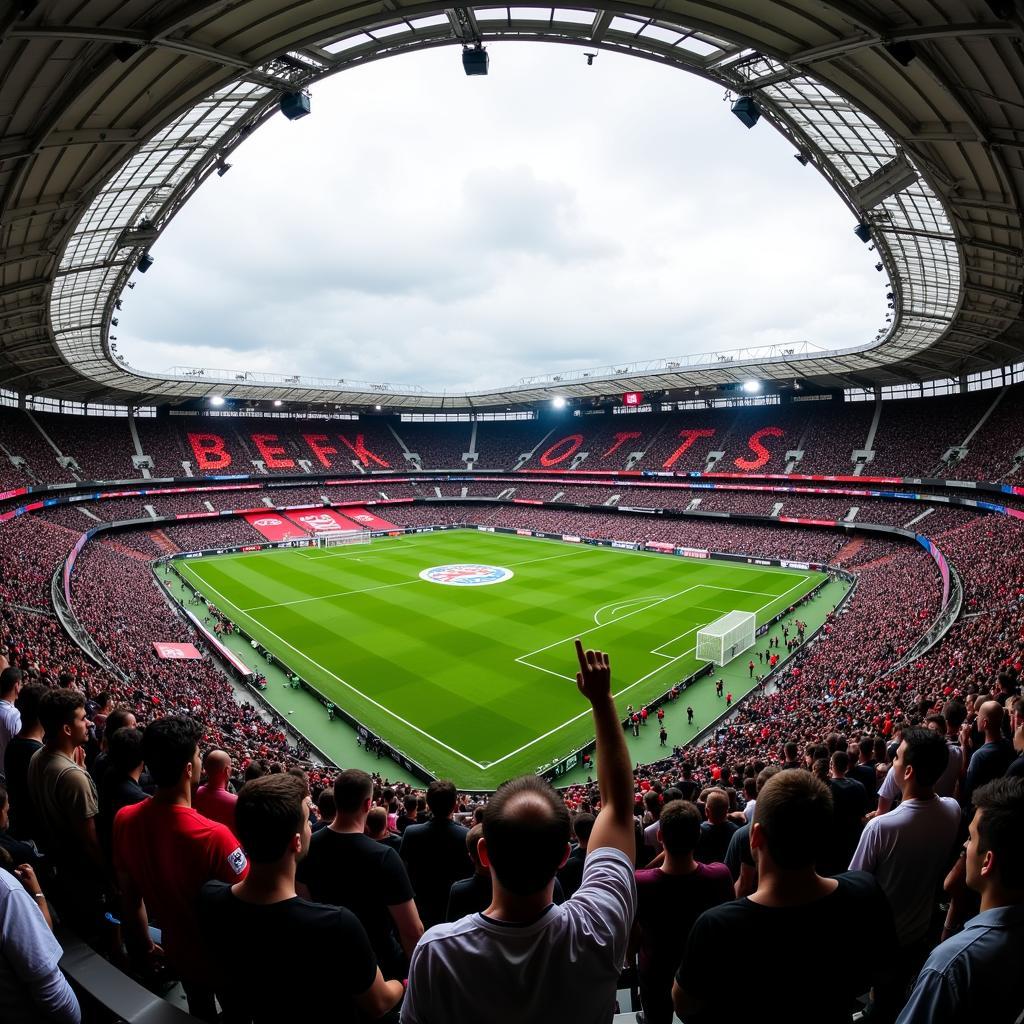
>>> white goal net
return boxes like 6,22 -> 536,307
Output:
316,530 -> 371,548
696,610 -> 756,666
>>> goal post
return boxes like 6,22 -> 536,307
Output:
696,610 -> 756,666
316,530 -> 371,548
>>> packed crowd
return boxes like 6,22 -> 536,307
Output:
3,385 -> 1024,488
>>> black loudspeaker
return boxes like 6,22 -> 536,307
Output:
463,48 -> 489,76
280,92 -> 311,120
138,253 -> 154,273
731,96 -> 761,129
854,222 -> 872,243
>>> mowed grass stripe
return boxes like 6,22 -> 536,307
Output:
181,532 -> 825,784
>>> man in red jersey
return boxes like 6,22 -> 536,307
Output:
113,717 -> 248,1021
193,748 -> 237,833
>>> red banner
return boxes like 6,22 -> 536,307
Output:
337,506 -> 400,530
242,511 -> 310,541
153,642 -> 203,660
285,508 -> 361,534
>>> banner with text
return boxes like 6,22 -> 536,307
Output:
242,511 -> 310,542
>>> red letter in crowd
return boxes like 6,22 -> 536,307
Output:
251,434 -> 295,470
338,433 -> 392,469
303,434 -> 339,468
661,429 -> 715,470
187,433 -> 232,471
601,431 -> 641,460
734,426 -> 785,471
539,434 -> 584,468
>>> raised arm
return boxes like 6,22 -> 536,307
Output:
575,641 -> 634,860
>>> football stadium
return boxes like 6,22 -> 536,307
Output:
1,2 -> 1023,1023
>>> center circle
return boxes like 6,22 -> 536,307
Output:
419,564 -> 514,587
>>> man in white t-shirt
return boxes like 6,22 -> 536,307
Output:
849,727 -> 961,1021
874,714 -> 962,814
0,665 -> 23,766
402,642 -> 636,1024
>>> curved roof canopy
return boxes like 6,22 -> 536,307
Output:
0,0 -> 1021,410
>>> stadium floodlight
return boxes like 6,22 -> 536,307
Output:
210,395 -> 225,407
273,399 -> 283,407
216,160 -> 232,176
375,404 -> 382,410
742,381 -> 761,393
731,95 -> 761,129
552,396 -> 567,409
854,221 -> 872,243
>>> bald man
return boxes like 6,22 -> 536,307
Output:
694,790 -> 738,865
194,749 -> 238,835
963,702 -> 1015,811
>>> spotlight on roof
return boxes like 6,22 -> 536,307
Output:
375,404 -> 382,411
137,252 -> 154,273
875,262 -> 884,272
584,52 -> 597,66
742,380 -> 761,394
731,95 -> 761,129
210,395 -> 225,407
794,152 -> 809,166
216,159 -> 232,177
552,395 -> 567,409
462,44 -> 489,76
854,221 -> 872,244
273,399 -> 283,407
280,91 -> 311,120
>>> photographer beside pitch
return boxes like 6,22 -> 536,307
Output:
401,641 -> 636,1023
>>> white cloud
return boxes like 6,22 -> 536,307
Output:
120,43 -> 885,390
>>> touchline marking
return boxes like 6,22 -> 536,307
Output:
178,562 -> 488,771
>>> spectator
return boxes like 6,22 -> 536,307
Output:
674,770 -> 897,1022
193,748 -> 237,833
96,727 -> 148,855
822,750 -> 867,875
0,860 -> 80,1023
26,688 -> 105,921
200,774 -> 403,1023
445,824 -> 490,922
403,643 -> 636,1024
0,783 -> 38,871
396,793 -> 418,833
3,684 -> 45,840
0,666 -> 22,765
557,813 -> 594,899
633,800 -> 732,1024
694,789 -> 737,865
311,789 -> 334,833
850,738 -> 881,805
1007,695 -> 1024,778
366,806 -> 402,852
112,717 -> 249,1021
962,702 -> 1015,809
296,769 -> 422,979
87,707 -> 137,786
400,779 -> 473,929
724,765 -> 782,898
850,728 -> 962,1021
896,777 -> 1024,1023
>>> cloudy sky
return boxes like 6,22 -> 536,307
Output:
119,43 -> 886,392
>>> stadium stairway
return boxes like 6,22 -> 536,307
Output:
832,537 -> 865,565
148,529 -> 180,556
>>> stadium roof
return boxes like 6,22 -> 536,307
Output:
1,1 -> 1021,410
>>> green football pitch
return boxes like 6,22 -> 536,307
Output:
170,530 -> 833,788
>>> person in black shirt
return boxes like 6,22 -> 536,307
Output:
97,727 -> 149,855
849,738 -> 880,805
400,779 -> 473,928
963,702 -> 1015,808
823,750 -> 867,875
694,790 -> 737,865
200,773 -> 402,1023
87,706 -> 137,785
0,782 -> 39,870
674,770 -> 897,1024
297,769 -> 422,977
2,683 -> 45,840
367,806 -> 402,852
557,813 -> 594,899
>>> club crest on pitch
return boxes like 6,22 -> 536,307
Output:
419,564 -> 514,587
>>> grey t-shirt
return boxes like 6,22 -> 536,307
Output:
402,847 -> 636,1024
